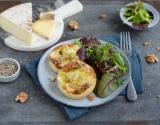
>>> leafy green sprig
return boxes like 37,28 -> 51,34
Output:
124,1 -> 152,25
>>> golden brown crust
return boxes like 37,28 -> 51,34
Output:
58,82 -> 96,100
49,60 -> 59,72
49,44 -> 80,72
57,61 -> 96,100
61,61 -> 80,72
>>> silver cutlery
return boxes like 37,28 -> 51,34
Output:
120,32 -> 137,101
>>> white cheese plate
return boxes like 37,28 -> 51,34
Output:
0,0 -> 83,51
4,15 -> 64,51
37,39 -> 131,107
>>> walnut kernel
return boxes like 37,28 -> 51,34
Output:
68,20 -> 79,30
15,92 -> 29,103
156,47 -> 160,51
99,13 -> 107,19
145,54 -> 158,64
143,41 -> 150,47
87,94 -> 95,101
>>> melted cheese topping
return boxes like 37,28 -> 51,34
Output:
49,44 -> 80,72
57,61 -> 96,95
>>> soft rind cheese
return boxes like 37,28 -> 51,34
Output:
0,3 -> 32,44
33,19 -> 55,40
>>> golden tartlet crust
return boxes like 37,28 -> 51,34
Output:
57,61 -> 96,100
49,44 -> 80,72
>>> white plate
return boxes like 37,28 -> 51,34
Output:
4,15 -> 64,51
2,0 -> 83,51
38,39 -> 131,107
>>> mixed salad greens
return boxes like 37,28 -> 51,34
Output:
74,36 -> 128,98
124,1 -> 152,25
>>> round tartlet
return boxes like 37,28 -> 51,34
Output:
49,43 -> 80,72
57,61 -> 96,100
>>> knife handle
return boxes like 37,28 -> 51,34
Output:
127,78 -> 137,101
54,0 -> 83,19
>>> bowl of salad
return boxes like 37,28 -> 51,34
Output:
120,1 -> 160,30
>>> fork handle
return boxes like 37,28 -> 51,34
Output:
127,78 -> 137,101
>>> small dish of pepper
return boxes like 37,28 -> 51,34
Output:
0,58 -> 20,82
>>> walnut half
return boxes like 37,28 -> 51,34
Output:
145,54 -> 158,64
99,13 -> 107,19
15,92 -> 29,103
68,20 -> 79,30
143,41 -> 150,47
87,94 -> 95,101
156,47 -> 160,51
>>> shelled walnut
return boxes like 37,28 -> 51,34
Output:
143,41 -> 150,47
15,92 -> 29,103
145,54 -> 158,64
99,13 -> 107,19
87,94 -> 95,101
68,20 -> 79,30
156,47 -> 160,51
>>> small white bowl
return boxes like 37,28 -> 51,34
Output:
0,58 -> 20,82
120,2 -> 160,30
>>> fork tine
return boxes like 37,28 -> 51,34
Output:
120,32 -> 123,50
120,32 -> 132,57
123,32 -> 127,52
125,32 -> 129,51
128,32 -> 132,51
122,32 -> 124,50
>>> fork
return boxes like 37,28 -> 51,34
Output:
120,32 -> 137,101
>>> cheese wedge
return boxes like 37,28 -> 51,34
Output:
33,14 -> 55,40
0,3 -> 33,45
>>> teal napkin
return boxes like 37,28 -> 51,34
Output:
25,35 -> 143,120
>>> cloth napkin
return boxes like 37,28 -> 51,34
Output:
25,35 -> 143,120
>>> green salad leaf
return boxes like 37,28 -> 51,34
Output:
110,52 -> 127,74
73,39 -> 82,47
95,43 -> 112,63
124,1 -> 152,25
74,37 -> 128,98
